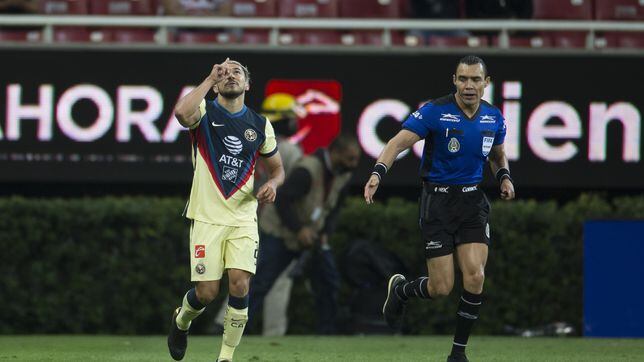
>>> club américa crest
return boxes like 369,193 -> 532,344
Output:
244,129 -> 257,142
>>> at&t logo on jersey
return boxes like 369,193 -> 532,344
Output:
224,135 -> 243,155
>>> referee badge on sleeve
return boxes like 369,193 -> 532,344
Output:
482,137 -> 494,156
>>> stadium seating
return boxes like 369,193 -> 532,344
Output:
99,28 -> 157,42
174,31 -> 239,44
278,0 -> 338,17
596,32 -> 644,48
41,0 -> 89,14
548,32 -> 587,48
232,0 -> 278,17
339,0 -> 401,18
532,0 -> 593,19
90,0 -> 156,15
0,30 -> 41,42
240,29 -> 271,44
594,0 -> 644,20
492,35 -> 553,48
427,36 -> 489,48
54,27 -> 91,42
278,30 -> 341,45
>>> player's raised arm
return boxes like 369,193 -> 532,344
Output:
364,129 -> 420,204
256,152 -> 285,204
488,143 -> 515,200
174,58 -> 230,128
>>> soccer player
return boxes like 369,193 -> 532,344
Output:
168,58 -> 285,362
364,55 -> 515,362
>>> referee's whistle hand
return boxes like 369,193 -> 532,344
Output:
364,175 -> 380,205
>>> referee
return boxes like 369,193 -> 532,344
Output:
364,55 -> 515,362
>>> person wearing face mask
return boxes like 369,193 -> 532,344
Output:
249,134 -> 362,335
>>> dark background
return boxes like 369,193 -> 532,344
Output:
1,48 -> 642,198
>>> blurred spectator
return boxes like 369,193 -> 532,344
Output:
249,134 -> 361,335
464,0 -> 533,19
161,0 -> 231,16
407,0 -> 469,43
0,0 -> 37,13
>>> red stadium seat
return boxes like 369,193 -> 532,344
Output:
99,28 -> 157,42
0,29 -> 41,42
427,36 -> 488,48
596,32 -> 644,48
493,35 -> 553,48
232,0 -> 278,17
54,27 -> 91,42
278,0 -> 338,17
278,30 -> 341,45
240,29 -> 271,44
41,0 -> 89,14
90,0 -> 156,15
342,31 -> 384,46
342,31 -> 423,47
532,0 -> 592,19
595,0 -> 644,20
174,31 -> 239,44
339,0 -> 401,18
549,32 -> 587,48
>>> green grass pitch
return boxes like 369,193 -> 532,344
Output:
1,335 -> 643,361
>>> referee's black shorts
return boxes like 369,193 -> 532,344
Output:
419,182 -> 491,259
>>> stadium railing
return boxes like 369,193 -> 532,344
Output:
0,15 -> 643,49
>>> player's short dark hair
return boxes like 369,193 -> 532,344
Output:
229,60 -> 251,84
330,133 -> 360,153
456,55 -> 487,77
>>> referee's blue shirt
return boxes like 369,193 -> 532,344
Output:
402,94 -> 506,185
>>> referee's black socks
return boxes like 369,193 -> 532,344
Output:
395,276 -> 432,301
451,290 -> 482,355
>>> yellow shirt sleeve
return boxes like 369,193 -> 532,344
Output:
189,99 -> 207,130
260,118 -> 277,155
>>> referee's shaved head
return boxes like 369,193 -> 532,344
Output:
457,55 -> 487,77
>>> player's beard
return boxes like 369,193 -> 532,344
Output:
219,88 -> 245,99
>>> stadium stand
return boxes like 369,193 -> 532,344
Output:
594,0 -> 643,20
339,0 -> 401,18
277,0 -> 338,17
232,0 -> 278,17
0,0 -> 643,48
532,0 -> 593,20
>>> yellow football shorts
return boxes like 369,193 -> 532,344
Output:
189,220 -> 259,281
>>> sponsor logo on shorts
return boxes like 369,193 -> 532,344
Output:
195,263 -> 206,274
244,128 -> 257,142
195,245 -> 205,258
462,186 -> 478,192
434,186 -> 450,193
485,223 -> 490,239
426,240 -> 443,250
